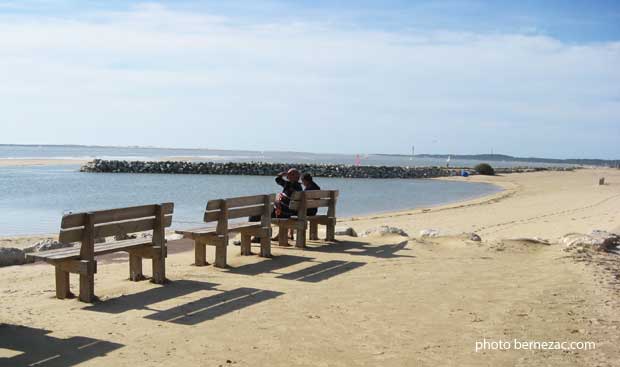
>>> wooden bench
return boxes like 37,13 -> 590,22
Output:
27,203 -> 174,303
272,190 -> 339,248
176,194 -> 275,268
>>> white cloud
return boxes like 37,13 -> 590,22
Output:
0,3 -> 618,158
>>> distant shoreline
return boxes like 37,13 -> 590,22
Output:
2,143 -> 617,165
0,158 -> 88,167
377,153 -> 619,167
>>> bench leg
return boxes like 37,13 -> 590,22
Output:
195,239 -> 208,266
309,221 -> 319,241
240,233 -> 252,256
326,221 -> 336,241
260,228 -> 271,257
129,253 -> 145,281
278,227 -> 289,246
151,249 -> 166,284
79,273 -> 94,303
296,224 -> 306,248
214,238 -> 228,268
55,267 -> 72,299
78,261 -> 96,303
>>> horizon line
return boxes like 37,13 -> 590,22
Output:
1,143 -> 618,162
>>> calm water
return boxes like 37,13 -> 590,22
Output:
0,164 -> 501,236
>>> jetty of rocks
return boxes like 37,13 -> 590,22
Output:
80,159 -> 574,179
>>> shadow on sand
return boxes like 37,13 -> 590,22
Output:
145,287 -> 283,325
225,254 -> 314,276
79,239 -> 409,325
83,279 -> 218,314
83,280 -> 283,325
0,324 -> 123,367
302,239 -> 413,259
276,260 -> 365,282
225,253 -> 366,282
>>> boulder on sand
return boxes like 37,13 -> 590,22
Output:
561,230 -> 620,252
468,233 -> 482,242
335,227 -> 358,237
362,226 -> 408,237
420,229 -> 440,238
0,247 -> 27,267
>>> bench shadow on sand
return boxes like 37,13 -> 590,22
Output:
301,239 -> 414,259
83,279 -> 218,314
224,253 -> 365,283
227,238 -> 411,281
0,324 -> 123,367
82,239 -> 410,324
83,280 -> 283,326
144,287 -> 283,325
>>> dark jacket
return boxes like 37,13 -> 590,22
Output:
304,181 -> 321,216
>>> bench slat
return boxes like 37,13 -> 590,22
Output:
177,222 -> 262,238
227,206 -> 265,220
26,245 -> 79,260
59,215 -> 173,243
61,203 -> 174,229
206,195 -> 270,210
306,199 -> 331,209
205,205 -> 264,222
308,215 -> 335,225
301,190 -> 333,200
291,198 -> 331,210
29,238 -> 150,259
289,190 -> 338,203
28,238 -> 153,262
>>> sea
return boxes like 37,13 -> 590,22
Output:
0,144 -> 562,236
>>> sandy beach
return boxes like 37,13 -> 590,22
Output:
1,168 -> 619,366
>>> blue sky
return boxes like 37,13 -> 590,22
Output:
0,0 -> 619,158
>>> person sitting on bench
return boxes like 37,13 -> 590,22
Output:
250,168 -> 302,243
302,173 -> 321,216
274,168 -> 303,218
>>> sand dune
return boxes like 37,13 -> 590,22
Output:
1,168 -> 619,366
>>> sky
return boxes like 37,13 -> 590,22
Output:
0,1 -> 619,159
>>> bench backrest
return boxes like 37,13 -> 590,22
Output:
59,203 -> 174,260
204,194 -> 276,235
289,190 -> 339,219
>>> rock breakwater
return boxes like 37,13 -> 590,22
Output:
80,159 -> 574,179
